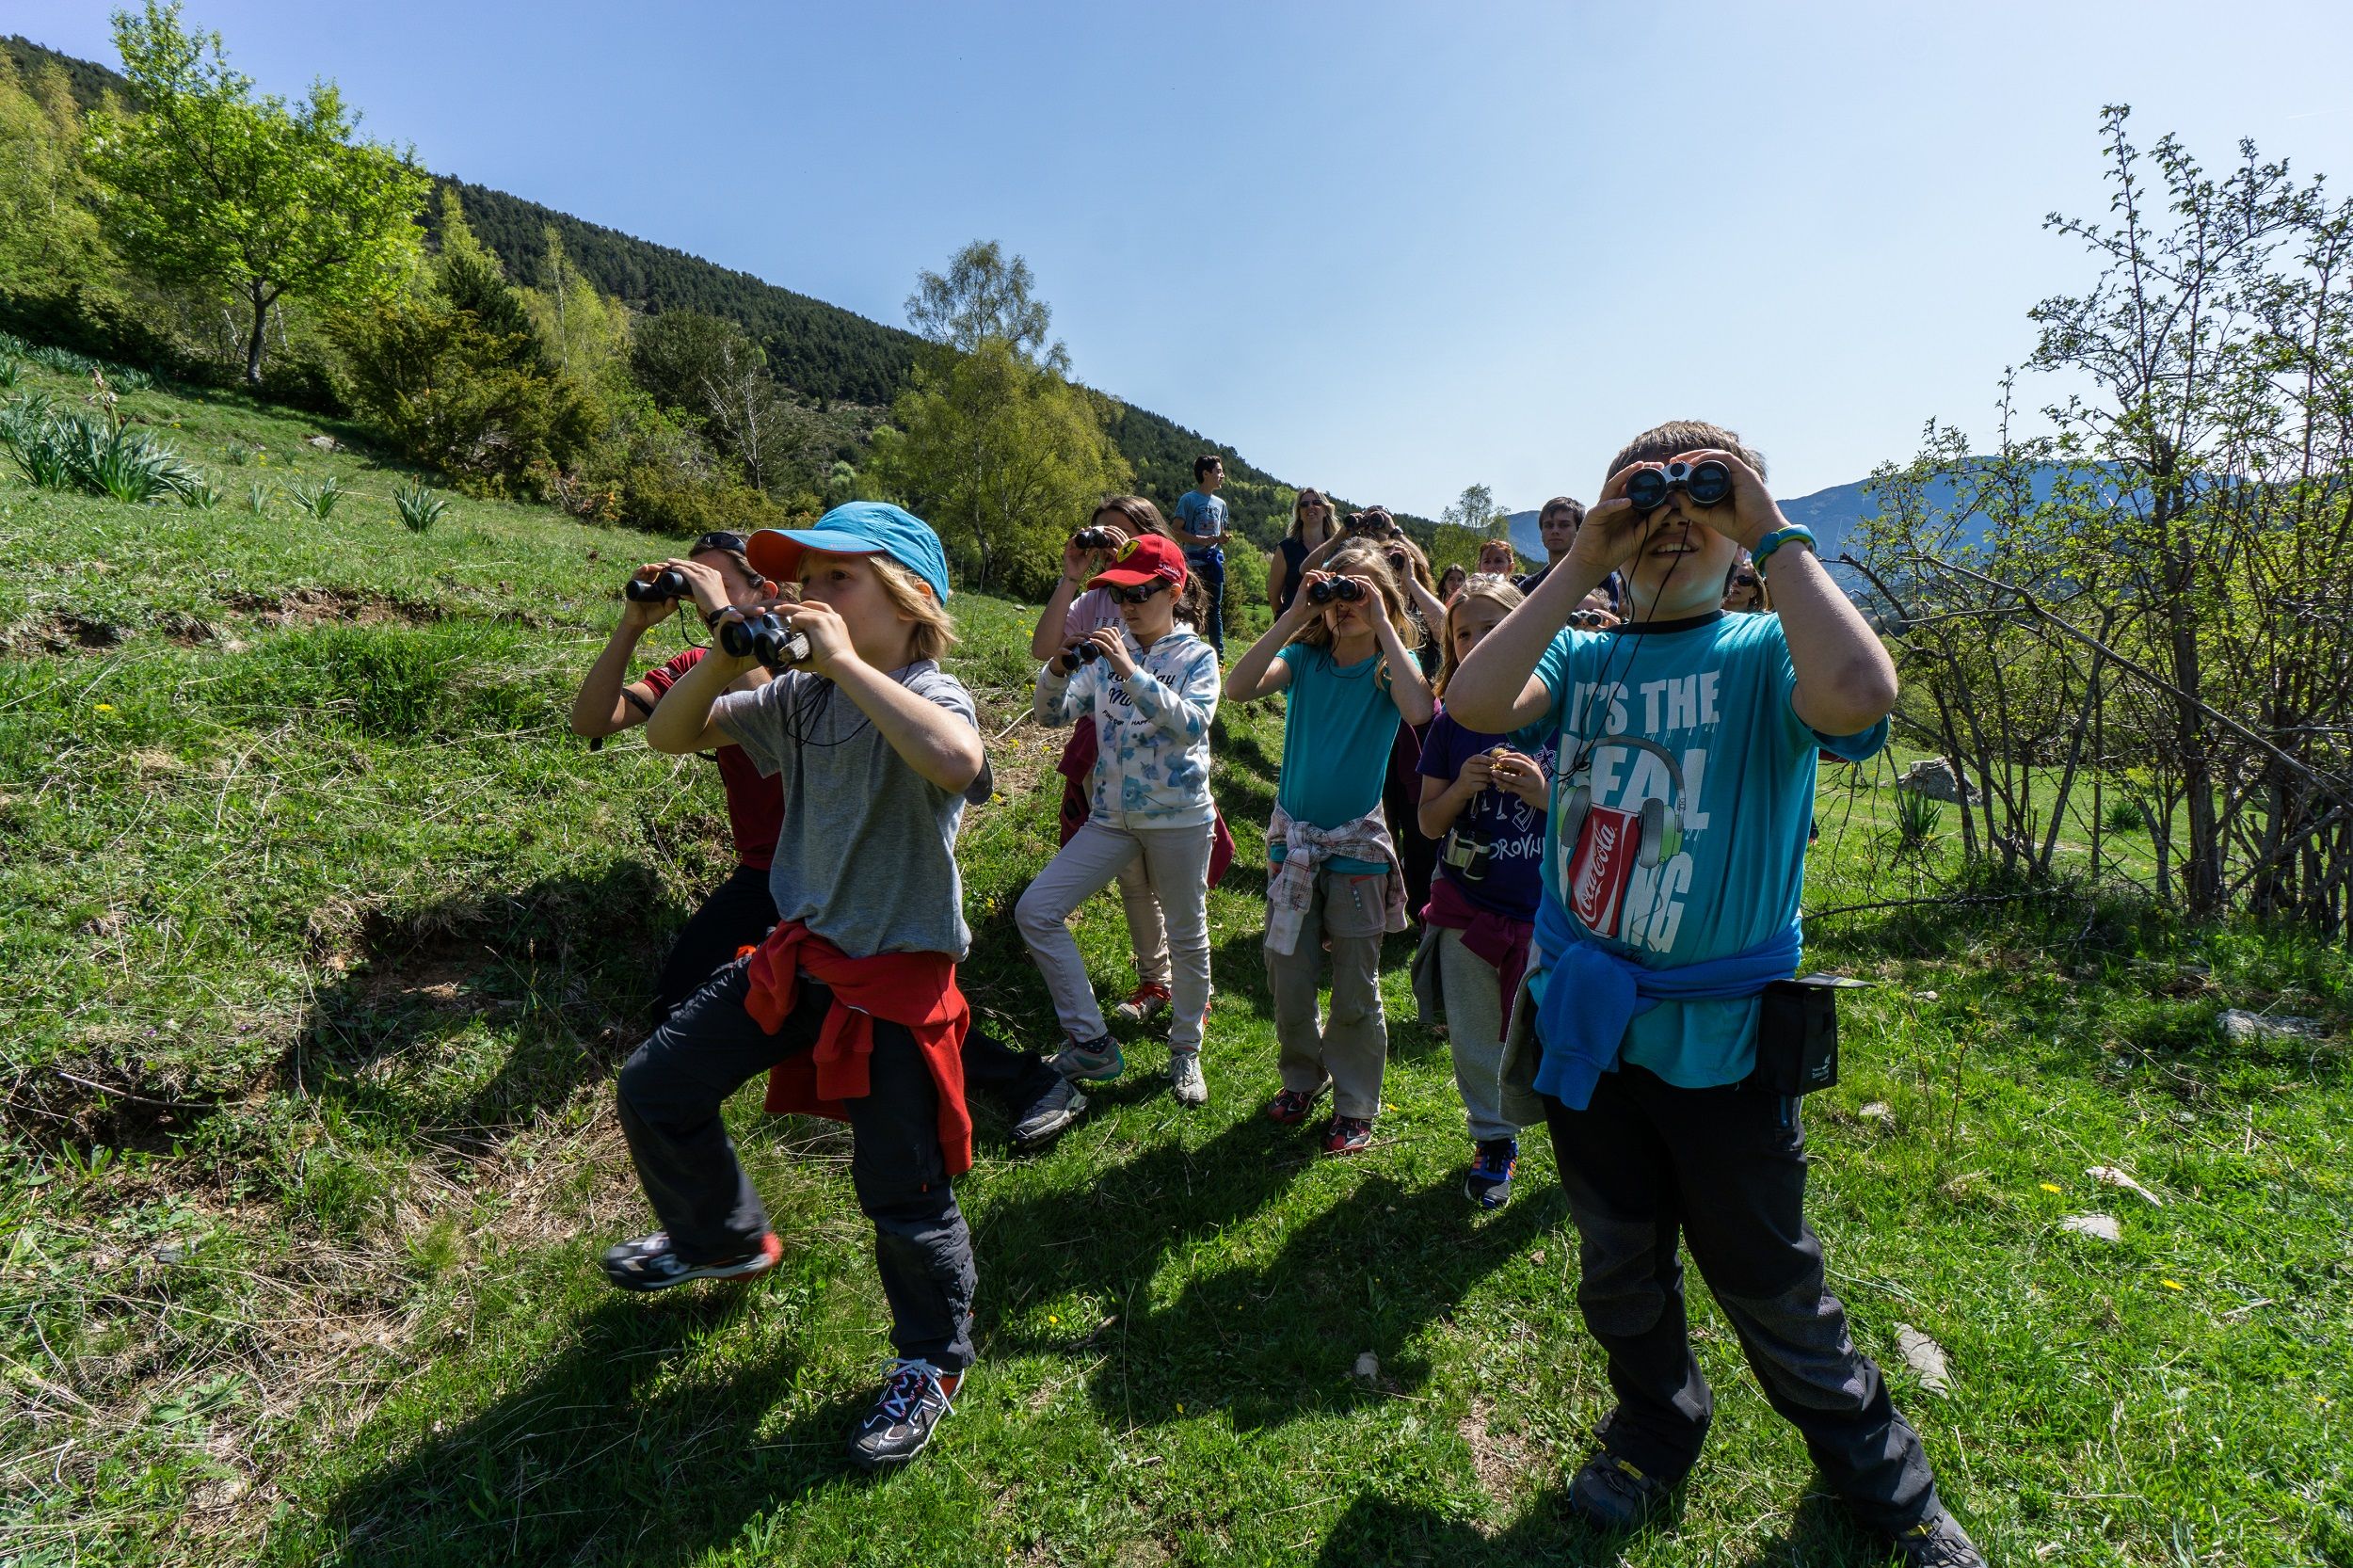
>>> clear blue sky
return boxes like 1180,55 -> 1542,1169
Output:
20,0 -> 2353,513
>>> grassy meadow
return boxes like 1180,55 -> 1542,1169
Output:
2,364 -> 2350,1567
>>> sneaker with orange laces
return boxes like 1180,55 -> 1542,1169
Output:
1111,981 -> 1171,1023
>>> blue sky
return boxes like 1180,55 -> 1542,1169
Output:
19,0 -> 2353,513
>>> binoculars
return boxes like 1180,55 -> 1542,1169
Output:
1345,511 -> 1396,536
1056,640 -> 1104,675
719,612 -> 810,671
1385,547 -> 1412,573
624,568 -> 691,602
1625,459 -> 1733,514
1306,576 -> 1367,604
1441,821 -> 1495,882
1072,527 -> 1118,552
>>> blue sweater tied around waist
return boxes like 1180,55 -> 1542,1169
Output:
1531,893 -> 1803,1111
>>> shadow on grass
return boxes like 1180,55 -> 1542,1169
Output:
979,1114 -> 1567,1432
1309,1487 -> 1889,1567
279,1292 -> 867,1567
293,864 -> 673,1143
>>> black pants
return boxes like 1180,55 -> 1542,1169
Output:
1543,1066 -> 1941,1532
652,863 -> 777,1023
616,958 -> 977,1370
963,1025 -> 1063,1117
1187,546 -> 1225,652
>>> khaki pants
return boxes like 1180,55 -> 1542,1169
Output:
1017,819 -> 1214,1051
1265,867 -> 1391,1119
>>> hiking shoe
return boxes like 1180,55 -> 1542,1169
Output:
1892,1511 -> 1988,1568
1265,1085 -> 1326,1125
1050,1034 -> 1124,1082
1323,1114 -> 1374,1155
1011,1075 -> 1087,1146
1568,1448 -> 1674,1530
847,1357 -> 962,1470
1169,1050 -> 1208,1106
599,1230 -> 781,1293
1111,981 -> 1171,1022
1465,1137 -> 1518,1210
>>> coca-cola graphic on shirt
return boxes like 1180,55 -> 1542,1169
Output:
1554,669 -> 1722,952
1564,802 -> 1643,936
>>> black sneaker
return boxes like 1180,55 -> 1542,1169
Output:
1012,1075 -> 1087,1146
1465,1136 -> 1518,1210
1892,1511 -> 1988,1568
600,1230 -> 781,1293
847,1358 -> 962,1470
1567,1448 -> 1674,1531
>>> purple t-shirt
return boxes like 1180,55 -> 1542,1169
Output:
1417,706 -> 1558,918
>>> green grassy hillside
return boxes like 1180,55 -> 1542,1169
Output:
3,367 -> 2349,1566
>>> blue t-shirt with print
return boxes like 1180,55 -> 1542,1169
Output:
1176,489 -> 1227,549
1273,642 -> 1401,875
1529,610 -> 1886,1086
1417,707 -> 1558,919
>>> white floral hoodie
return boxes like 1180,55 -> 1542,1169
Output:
1033,626 -> 1220,828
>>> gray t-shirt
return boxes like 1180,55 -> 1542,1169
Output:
712,660 -> 989,959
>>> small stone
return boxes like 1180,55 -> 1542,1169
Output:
1894,1324 -> 1952,1395
154,1241 -> 186,1265
305,434 -> 338,451
2219,1009 -> 2322,1045
2086,1165 -> 2163,1207
1859,1101 -> 1895,1125
2060,1213 -> 2121,1242
1913,990 -> 1940,1002
1895,758 -> 1971,803
1353,1352 -> 1379,1381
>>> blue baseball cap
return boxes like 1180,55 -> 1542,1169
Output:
746,503 -> 952,604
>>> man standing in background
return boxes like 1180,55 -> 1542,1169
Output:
1517,493 -> 1620,618
1176,454 -> 1229,654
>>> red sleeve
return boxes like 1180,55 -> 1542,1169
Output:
638,646 -> 706,697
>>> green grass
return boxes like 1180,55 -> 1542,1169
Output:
2,367 -> 2350,1566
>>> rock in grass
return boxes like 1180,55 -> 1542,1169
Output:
2219,1009 -> 2321,1045
1893,1324 -> 1952,1395
1858,1101 -> 1895,1126
1353,1352 -> 1379,1381
2060,1213 -> 2121,1242
2086,1165 -> 2163,1206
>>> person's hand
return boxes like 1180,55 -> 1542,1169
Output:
1568,469 -> 1660,580
1351,576 -> 1394,632
1087,625 -> 1136,679
780,599 -> 855,679
1489,747 -> 1549,808
1669,448 -> 1783,552
655,557 -> 730,621
1287,570 -> 1337,625
1458,751 -> 1497,790
1064,526 -> 1130,584
617,574 -> 670,636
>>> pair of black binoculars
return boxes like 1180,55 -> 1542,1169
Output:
1072,527 -> 1118,552
1306,577 -> 1367,604
624,568 -> 691,602
1385,547 -> 1411,573
1056,640 -> 1104,675
1345,511 -> 1396,536
1625,459 -> 1733,513
719,613 -> 810,671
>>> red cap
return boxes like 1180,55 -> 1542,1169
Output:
1088,533 -> 1188,591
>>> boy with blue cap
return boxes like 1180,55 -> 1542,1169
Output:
601,503 -> 995,1470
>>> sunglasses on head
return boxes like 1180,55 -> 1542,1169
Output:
693,531 -> 749,555
1111,579 -> 1171,604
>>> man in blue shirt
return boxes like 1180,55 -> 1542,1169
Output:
1175,454 -> 1228,653
1448,422 -> 1983,1568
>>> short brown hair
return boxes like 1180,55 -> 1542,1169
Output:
1604,422 -> 1766,488
1193,454 -> 1224,481
1539,495 -> 1586,528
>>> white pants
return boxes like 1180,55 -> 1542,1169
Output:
1016,819 -> 1215,1051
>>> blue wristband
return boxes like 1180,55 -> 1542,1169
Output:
1753,524 -> 1817,574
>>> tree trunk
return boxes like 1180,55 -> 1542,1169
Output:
244,283 -> 270,386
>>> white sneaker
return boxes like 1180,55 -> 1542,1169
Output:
1169,1050 -> 1208,1106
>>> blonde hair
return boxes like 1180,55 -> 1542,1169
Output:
1433,574 -> 1525,697
1287,542 -> 1411,670
869,555 -> 958,664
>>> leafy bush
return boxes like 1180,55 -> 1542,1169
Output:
288,475 -> 347,519
2104,799 -> 2144,836
246,480 -> 272,515
0,359 -> 19,389
181,474 -> 222,510
0,395 -> 197,502
392,478 -> 449,533
1897,788 -> 1945,849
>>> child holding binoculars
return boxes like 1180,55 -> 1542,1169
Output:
1411,574 -> 1554,1211
567,531 -> 787,1022
1225,544 -> 1433,1154
1017,534 -> 1222,1104
602,503 -> 991,1473
1445,424 -> 1982,1566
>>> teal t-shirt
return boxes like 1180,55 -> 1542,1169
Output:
1529,610 -> 1886,1085
1273,642 -> 1402,875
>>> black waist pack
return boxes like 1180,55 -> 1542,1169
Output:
1748,974 -> 1869,1096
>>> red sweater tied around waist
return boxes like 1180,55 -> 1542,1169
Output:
740,920 -> 974,1177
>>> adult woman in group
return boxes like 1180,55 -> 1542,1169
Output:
1268,488 -> 1338,617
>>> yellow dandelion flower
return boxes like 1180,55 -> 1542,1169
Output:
2039,1182 -> 2061,1193
94,702 -> 116,712
2161,1279 -> 2185,1291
